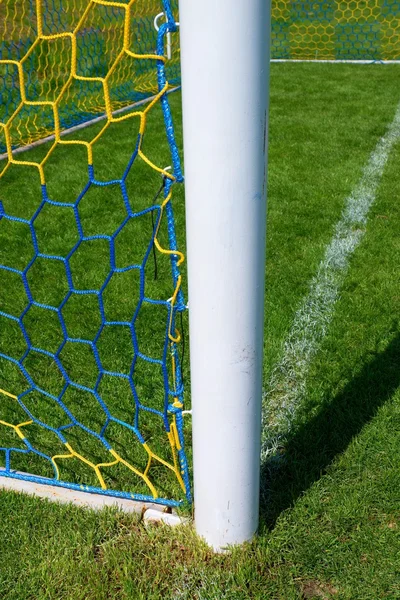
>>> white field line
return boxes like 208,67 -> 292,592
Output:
261,99 -> 400,462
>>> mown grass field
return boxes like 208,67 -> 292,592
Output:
0,63 -> 400,599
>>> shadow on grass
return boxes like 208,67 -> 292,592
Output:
260,329 -> 400,530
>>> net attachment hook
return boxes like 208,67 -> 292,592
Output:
153,13 -> 179,61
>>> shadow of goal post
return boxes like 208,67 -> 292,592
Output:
179,0 -> 271,550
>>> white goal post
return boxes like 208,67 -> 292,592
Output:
179,0 -> 271,550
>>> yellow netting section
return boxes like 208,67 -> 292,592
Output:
0,0 -> 180,149
0,388 -> 186,500
271,0 -> 400,61
0,0 -> 190,505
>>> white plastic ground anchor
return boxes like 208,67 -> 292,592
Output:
143,508 -> 189,527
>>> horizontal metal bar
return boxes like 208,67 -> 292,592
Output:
0,86 -> 180,162
0,468 -> 187,524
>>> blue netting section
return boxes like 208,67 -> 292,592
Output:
0,0 -> 190,506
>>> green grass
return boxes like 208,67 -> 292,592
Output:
0,63 -> 400,598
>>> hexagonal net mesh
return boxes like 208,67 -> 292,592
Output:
271,0 -> 400,61
0,0 -> 191,507
0,0 -> 180,151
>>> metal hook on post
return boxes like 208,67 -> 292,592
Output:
154,12 -> 179,61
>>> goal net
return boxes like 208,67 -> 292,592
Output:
0,0 -> 190,507
271,0 -> 400,61
0,0 -> 180,151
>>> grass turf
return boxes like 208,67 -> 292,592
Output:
0,63 -> 400,598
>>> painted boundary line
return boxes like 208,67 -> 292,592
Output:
261,99 -> 400,462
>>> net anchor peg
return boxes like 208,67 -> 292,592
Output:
143,507 -> 189,527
